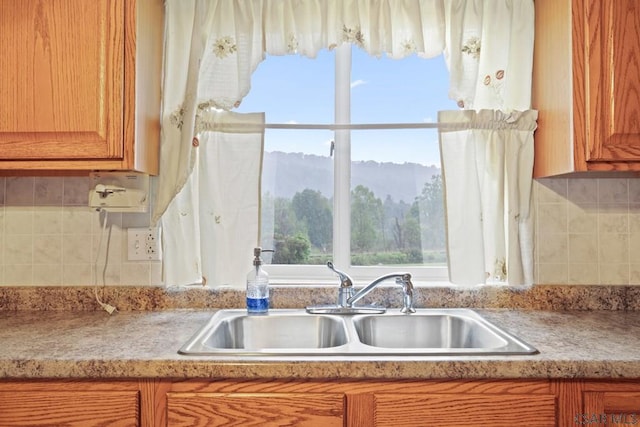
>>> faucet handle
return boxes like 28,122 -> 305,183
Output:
397,273 -> 416,314
327,261 -> 353,288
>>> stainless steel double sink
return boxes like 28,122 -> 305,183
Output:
179,308 -> 537,356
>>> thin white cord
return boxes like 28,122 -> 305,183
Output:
93,209 -> 117,315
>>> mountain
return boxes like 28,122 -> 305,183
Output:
262,151 -> 441,203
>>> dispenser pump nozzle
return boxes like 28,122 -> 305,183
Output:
253,247 -> 273,266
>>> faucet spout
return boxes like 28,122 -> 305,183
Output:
347,273 -> 416,313
306,262 -> 416,315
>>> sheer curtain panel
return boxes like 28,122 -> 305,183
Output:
439,110 -> 537,286
440,0 -> 536,286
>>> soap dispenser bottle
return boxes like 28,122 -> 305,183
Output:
246,247 -> 269,314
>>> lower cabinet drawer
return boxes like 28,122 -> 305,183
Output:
373,393 -> 556,427
0,390 -> 140,427
167,392 -> 344,427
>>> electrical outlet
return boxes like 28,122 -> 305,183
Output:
127,227 -> 162,261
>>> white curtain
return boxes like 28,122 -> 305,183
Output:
156,0 -> 536,287
439,0 -> 536,286
156,0 -> 451,287
155,0 -> 450,223
439,110 -> 537,286
162,111 -> 264,287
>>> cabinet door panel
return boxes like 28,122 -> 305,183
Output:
0,0 -> 124,160
583,391 -> 640,427
586,0 -> 640,162
0,390 -> 139,426
167,392 -> 344,427
373,393 -> 556,427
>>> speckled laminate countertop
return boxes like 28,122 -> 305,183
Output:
1,308 -> 639,380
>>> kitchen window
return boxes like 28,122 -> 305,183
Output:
236,44 -> 457,283
158,0 -> 536,288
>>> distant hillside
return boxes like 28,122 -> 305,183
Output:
262,151 -> 441,203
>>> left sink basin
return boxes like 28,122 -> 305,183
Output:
179,309 -> 350,355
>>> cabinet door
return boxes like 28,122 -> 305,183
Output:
0,390 -> 139,427
167,392 -> 344,427
371,393 -> 556,427
582,391 -> 640,426
583,0 -> 640,163
0,0 -> 124,161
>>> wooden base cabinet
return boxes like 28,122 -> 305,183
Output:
167,392 -> 344,427
369,393 -> 555,427
580,381 -> 640,427
349,380 -> 556,427
0,380 -> 142,427
162,379 -> 557,427
2,378 -> 640,426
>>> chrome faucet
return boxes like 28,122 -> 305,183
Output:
348,272 -> 416,314
326,261 -> 355,307
306,262 -> 416,314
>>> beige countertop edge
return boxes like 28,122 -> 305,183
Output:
0,359 -> 639,381
1,309 -> 640,380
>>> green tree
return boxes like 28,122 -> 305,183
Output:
351,185 -> 383,252
403,213 -> 422,250
273,196 -> 300,239
291,189 -> 332,249
412,174 -> 445,250
260,192 -> 276,248
273,233 -> 311,264
384,196 -> 411,251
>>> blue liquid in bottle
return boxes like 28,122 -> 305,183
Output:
246,296 -> 269,313
246,262 -> 269,314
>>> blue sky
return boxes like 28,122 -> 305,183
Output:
236,46 -> 458,167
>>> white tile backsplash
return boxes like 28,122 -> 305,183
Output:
536,177 -> 640,285
0,175 -> 639,286
0,176 -> 162,286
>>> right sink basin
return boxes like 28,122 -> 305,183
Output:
352,309 -> 536,354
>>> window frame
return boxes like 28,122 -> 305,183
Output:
260,44 -> 450,285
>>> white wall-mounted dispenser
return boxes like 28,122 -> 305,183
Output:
88,171 -> 150,212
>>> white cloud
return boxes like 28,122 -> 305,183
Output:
423,116 -> 434,123
286,120 -> 299,124
350,79 -> 367,89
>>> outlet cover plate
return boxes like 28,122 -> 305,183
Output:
127,227 -> 162,261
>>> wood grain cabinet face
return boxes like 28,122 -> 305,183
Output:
0,390 -> 140,427
0,0 -> 124,161
581,382 -> 640,427
0,0 -> 161,173
166,392 -> 344,427
583,0 -> 640,164
346,381 -> 557,427
371,393 -> 556,427
533,0 -> 640,176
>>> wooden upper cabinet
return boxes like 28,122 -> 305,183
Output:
533,0 -> 640,177
0,0 -> 162,174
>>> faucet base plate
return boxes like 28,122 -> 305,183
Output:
305,305 -> 386,315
